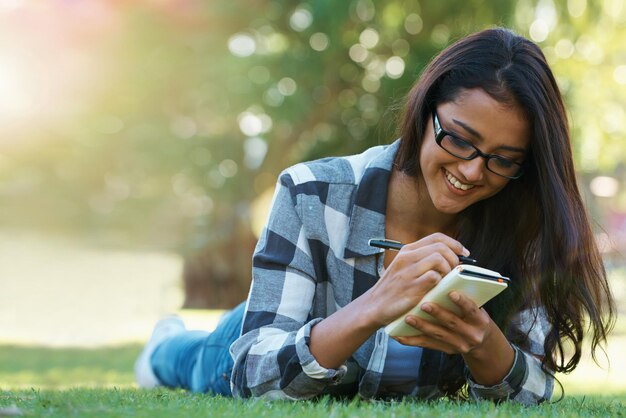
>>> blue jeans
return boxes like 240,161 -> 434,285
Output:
150,302 -> 245,395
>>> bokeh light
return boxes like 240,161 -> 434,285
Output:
289,6 -> 313,32
309,32 -> 329,51
228,33 -> 256,57
590,176 -> 620,198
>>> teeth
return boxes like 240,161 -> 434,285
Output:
446,172 -> 475,191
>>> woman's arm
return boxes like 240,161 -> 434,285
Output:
310,233 -> 469,369
397,298 -> 554,404
230,170 -> 339,399
466,307 -> 555,405
232,168 -> 390,399
397,292 -> 515,384
231,168 -> 469,399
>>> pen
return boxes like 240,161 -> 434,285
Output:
368,238 -> 478,265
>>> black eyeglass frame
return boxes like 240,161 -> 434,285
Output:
432,111 -> 525,180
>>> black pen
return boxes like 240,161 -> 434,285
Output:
368,238 -> 478,265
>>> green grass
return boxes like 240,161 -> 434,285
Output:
1,344 -> 625,417
0,389 -> 624,418
0,344 -> 139,388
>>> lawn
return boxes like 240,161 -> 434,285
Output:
1,388 -> 625,418
0,344 -> 625,417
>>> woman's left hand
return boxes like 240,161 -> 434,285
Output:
394,291 -> 495,355
395,290 -> 516,386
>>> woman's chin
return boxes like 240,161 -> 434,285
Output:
432,199 -> 469,215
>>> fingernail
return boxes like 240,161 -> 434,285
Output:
462,247 -> 470,256
450,291 -> 460,301
405,317 -> 417,326
421,304 -> 432,313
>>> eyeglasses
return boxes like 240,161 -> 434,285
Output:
432,112 -> 524,180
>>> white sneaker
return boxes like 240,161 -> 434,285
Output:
135,315 -> 186,388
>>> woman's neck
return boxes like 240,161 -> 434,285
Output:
385,168 -> 458,243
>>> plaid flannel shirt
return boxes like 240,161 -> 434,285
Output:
230,140 -> 554,404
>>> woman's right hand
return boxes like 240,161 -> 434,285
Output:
362,233 -> 470,328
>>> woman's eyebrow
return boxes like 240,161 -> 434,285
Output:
452,118 -> 526,154
497,144 -> 526,153
452,117 -> 482,139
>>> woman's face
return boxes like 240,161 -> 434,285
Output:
419,88 -> 530,215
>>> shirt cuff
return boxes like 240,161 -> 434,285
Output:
295,318 -> 347,385
466,344 -> 527,400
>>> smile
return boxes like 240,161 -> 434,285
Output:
446,170 -> 475,191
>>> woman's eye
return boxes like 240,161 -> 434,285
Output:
493,157 -> 515,168
447,135 -> 473,150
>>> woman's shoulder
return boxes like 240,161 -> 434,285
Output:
280,143 -> 395,187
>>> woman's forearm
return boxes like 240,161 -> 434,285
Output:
309,291 -> 382,369
462,320 -> 515,385
310,234 -> 471,370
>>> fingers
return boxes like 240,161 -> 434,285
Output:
392,242 -> 459,276
372,233 -> 471,327
404,232 -> 470,258
381,234 -> 467,304
399,293 -> 492,354
399,315 -> 474,354
388,251 -> 449,299
447,291 -> 481,320
395,333 -> 460,355
398,233 -> 469,273
421,293 -> 486,328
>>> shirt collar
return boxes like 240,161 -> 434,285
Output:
343,140 -> 400,259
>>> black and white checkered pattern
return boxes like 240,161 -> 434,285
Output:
230,140 -> 553,403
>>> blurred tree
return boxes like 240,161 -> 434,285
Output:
1,0 -> 625,307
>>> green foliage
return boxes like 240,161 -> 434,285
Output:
2,0 -> 625,254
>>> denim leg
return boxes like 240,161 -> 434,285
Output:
190,302 -> 246,395
150,302 -> 246,395
150,330 -> 209,390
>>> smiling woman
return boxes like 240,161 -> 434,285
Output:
135,27 -> 615,405
417,90 -> 530,215
432,110 -> 526,179
394,27 -> 616,383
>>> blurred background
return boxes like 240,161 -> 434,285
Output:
0,0 -> 625,393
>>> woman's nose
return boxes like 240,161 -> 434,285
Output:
456,157 -> 485,183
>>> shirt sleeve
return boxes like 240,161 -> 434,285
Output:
230,170 -> 347,399
466,307 -> 555,405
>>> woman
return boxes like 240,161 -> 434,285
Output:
135,28 -> 615,404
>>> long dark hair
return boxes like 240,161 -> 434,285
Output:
395,28 -> 615,380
